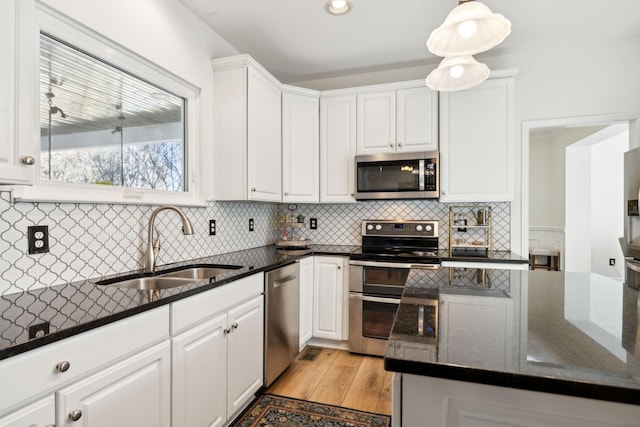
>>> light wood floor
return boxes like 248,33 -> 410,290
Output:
267,346 -> 392,415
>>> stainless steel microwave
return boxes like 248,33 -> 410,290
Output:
355,151 -> 439,200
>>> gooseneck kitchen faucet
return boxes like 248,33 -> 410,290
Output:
144,206 -> 194,273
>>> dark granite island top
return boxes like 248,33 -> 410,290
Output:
385,268 -> 640,406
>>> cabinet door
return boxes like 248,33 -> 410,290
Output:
247,66 -> 282,202
356,91 -> 396,155
438,293 -> 513,370
56,342 -> 171,427
439,77 -> 514,202
313,256 -> 345,340
282,91 -> 319,203
320,95 -> 356,203
172,313 -> 228,427
0,395 -> 54,427
0,0 -> 35,184
227,295 -> 264,418
299,256 -> 314,349
396,87 -> 438,153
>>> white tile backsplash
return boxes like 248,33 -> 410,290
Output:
0,191 -> 509,295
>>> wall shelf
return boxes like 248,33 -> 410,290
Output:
449,206 -> 492,257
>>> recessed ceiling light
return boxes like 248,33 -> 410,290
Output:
325,0 -> 351,15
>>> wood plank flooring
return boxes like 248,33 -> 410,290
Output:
267,346 -> 392,415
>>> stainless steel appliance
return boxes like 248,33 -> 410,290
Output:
264,262 -> 299,387
355,151 -> 439,200
349,220 -> 440,356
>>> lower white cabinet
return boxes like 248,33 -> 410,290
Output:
313,256 -> 348,341
56,341 -> 171,427
299,256 -> 314,350
0,395 -> 54,427
399,374 -> 640,427
438,292 -> 514,370
171,273 -> 264,426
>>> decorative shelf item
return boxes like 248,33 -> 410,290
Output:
276,213 -> 310,249
448,205 -> 492,257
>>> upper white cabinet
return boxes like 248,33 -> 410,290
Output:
212,55 -> 282,202
439,73 -> 516,202
320,94 -> 357,203
282,86 -> 320,203
356,82 -> 438,155
0,0 -> 35,185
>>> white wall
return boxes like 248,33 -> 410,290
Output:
565,143 -> 592,273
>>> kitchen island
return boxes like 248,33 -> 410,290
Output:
385,268 -> 640,426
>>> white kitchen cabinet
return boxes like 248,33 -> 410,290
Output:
170,273 -> 264,426
320,94 -> 357,203
399,374 -> 640,427
356,83 -> 438,155
226,296 -> 264,417
0,0 -> 36,185
282,86 -> 320,203
56,341 -> 170,427
299,256 -> 314,350
313,256 -> 348,341
438,291 -> 514,370
0,395 -> 54,427
357,90 -> 396,154
439,73 -> 516,202
172,313 -> 227,427
212,55 -> 282,202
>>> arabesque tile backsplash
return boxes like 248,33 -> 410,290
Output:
0,191 -> 509,295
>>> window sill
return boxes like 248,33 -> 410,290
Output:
1,183 -> 208,207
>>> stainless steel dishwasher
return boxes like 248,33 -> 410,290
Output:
264,261 -> 300,387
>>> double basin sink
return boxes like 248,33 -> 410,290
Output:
96,264 -> 243,291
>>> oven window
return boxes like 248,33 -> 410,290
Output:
357,159 -> 421,192
364,267 -> 409,286
363,300 -> 398,340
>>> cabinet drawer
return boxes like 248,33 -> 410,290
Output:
0,305 -> 169,413
171,273 -> 264,335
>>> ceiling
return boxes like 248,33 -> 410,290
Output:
179,0 -> 640,84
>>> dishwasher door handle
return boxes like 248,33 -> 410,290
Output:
273,274 -> 297,287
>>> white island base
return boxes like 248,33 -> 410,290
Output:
394,374 -> 640,427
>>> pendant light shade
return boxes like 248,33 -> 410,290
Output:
426,55 -> 490,92
427,1 -> 511,57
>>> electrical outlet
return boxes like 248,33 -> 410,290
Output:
609,258 -> 616,266
28,225 -> 49,254
249,218 -> 254,232
310,218 -> 318,230
209,219 -> 216,236
28,321 -> 50,339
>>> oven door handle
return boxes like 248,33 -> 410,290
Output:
349,293 -> 400,305
349,260 -> 439,270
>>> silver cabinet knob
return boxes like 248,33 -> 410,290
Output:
284,192 -> 289,196
398,142 -> 403,147
231,322 -> 238,329
389,143 -> 394,148
224,327 -> 231,334
21,156 -> 35,165
56,361 -> 71,373
251,188 -> 256,192
69,410 -> 82,421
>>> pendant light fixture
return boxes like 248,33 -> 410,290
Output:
427,0 -> 511,57
425,55 -> 489,92
425,0 -> 511,92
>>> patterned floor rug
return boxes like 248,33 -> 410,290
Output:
230,394 -> 391,427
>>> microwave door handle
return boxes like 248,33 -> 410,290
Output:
419,160 -> 425,191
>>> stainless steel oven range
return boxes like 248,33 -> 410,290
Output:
349,219 -> 440,356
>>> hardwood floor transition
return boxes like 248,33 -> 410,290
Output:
267,346 -> 392,415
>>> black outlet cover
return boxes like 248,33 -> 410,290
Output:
27,225 -> 49,254
310,218 -> 318,230
28,321 -> 50,339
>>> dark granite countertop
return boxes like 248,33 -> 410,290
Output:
385,268 -> 640,405
0,244 -> 357,361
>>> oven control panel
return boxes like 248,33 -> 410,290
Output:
361,220 -> 438,238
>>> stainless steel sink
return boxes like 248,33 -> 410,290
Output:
158,265 -> 241,280
103,276 -> 194,290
